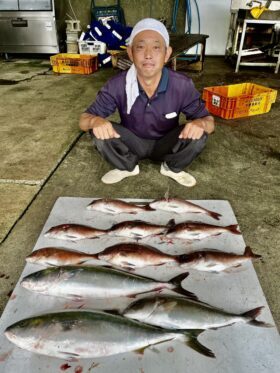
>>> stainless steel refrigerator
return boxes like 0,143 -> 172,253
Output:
0,0 -> 59,54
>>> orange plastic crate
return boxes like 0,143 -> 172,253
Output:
50,53 -> 98,75
202,83 -> 277,119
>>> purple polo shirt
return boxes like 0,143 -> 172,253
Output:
86,67 -> 209,140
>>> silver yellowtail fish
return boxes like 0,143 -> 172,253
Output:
26,247 -> 99,267
180,246 -> 262,272
149,198 -> 221,220
44,224 -> 106,241
5,310 -> 215,359
21,266 -> 197,301
107,219 -> 174,239
123,295 -> 271,330
86,198 -> 153,214
166,222 -> 241,241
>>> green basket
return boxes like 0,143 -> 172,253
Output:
91,0 -> 126,25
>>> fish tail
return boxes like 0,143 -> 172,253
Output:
242,305 -> 263,319
242,306 -> 272,327
167,219 -> 176,228
164,219 -> 176,234
144,204 -> 156,211
207,211 -> 222,220
170,272 -> 198,301
177,254 -> 191,265
227,224 -> 241,235
185,330 -> 215,358
244,246 -> 262,260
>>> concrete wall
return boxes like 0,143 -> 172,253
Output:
55,0 -> 186,37
54,0 -> 233,55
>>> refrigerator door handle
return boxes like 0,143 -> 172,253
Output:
11,18 -> 28,27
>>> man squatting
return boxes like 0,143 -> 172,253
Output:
80,18 -> 214,187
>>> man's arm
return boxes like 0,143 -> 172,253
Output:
179,115 -> 214,140
79,112 -> 120,140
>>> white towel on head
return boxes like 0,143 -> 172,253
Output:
125,64 -> 139,114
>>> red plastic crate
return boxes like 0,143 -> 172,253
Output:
202,83 -> 277,119
50,53 -> 98,75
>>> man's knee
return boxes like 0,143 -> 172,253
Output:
92,137 -> 116,153
195,132 -> 208,150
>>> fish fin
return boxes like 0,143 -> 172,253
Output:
174,287 -> 198,302
207,211 -> 222,220
227,224 -> 241,235
248,320 -> 273,327
134,346 -> 147,355
45,262 -> 57,267
244,246 -> 262,260
61,351 -> 80,358
144,204 -> 156,211
160,301 -> 178,312
103,309 -> 121,316
177,254 -> 191,265
167,219 -> 176,229
185,330 -> 215,358
122,266 -> 136,272
121,261 -> 136,268
169,272 -> 189,285
242,306 -> 272,327
242,306 -> 264,319
169,272 -> 199,301
69,294 -> 85,302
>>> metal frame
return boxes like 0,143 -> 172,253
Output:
235,18 -> 280,73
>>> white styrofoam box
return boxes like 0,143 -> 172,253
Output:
78,40 -> 106,55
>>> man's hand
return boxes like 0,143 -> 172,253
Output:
179,116 -> 214,140
179,122 -> 204,140
79,113 -> 120,139
92,118 -> 120,140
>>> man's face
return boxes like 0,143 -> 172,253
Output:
127,30 -> 172,80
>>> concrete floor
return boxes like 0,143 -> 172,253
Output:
0,56 -> 279,330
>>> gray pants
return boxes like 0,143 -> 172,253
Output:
91,123 -> 208,172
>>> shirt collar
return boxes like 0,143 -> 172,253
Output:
138,67 -> 169,94
157,67 -> 169,93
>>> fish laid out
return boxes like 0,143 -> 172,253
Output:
26,244 -> 182,268
149,198 -> 222,220
26,245 -> 261,272
87,198 -> 153,214
179,246 -> 262,272
122,295 -> 270,330
166,222 -> 241,241
107,219 -> 174,239
21,266 -> 197,301
44,224 -> 106,241
26,247 -> 99,267
5,310 -> 214,359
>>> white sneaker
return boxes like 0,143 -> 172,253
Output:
160,163 -> 196,187
101,165 -> 140,184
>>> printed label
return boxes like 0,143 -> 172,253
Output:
212,95 -> 221,107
